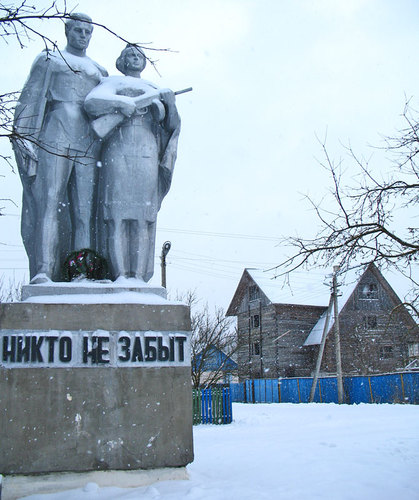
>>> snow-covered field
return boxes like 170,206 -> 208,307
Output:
22,403 -> 419,500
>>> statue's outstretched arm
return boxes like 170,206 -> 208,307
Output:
84,80 -> 136,118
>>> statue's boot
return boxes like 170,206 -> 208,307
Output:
30,273 -> 52,285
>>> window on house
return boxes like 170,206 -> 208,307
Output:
360,282 -> 378,300
408,343 -> 419,358
362,315 -> 377,329
251,314 -> 260,329
254,341 -> 260,356
379,345 -> 393,360
249,285 -> 260,301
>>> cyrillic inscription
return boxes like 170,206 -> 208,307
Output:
0,330 -> 189,368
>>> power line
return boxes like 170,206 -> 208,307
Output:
169,258 -> 250,275
0,248 -> 26,252
158,227 -> 281,242
0,242 -> 24,248
170,262 -> 240,281
0,268 -> 27,272
169,251 -> 278,267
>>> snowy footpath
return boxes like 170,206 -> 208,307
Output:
21,403 -> 419,500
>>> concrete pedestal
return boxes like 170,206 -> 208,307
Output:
1,468 -> 188,500
0,292 -> 193,478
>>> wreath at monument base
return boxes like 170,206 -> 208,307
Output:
62,249 -> 108,282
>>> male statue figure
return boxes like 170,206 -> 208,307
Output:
12,13 -> 107,283
85,45 -> 180,282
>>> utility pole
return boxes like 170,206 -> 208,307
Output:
160,241 -> 171,288
332,265 -> 344,404
259,300 -> 263,378
248,304 -> 252,379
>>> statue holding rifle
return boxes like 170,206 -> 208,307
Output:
85,44 -> 186,282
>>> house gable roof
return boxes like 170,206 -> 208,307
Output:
247,268 -> 330,307
226,268 -> 330,316
194,344 -> 238,371
226,268 -> 271,316
304,263 -> 418,346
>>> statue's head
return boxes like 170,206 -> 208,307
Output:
116,44 -> 147,75
65,13 -> 93,51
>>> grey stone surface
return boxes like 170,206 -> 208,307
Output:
0,302 -> 190,331
84,45 -> 180,282
0,365 -> 193,474
21,281 -> 168,301
0,301 -> 193,474
12,14 -> 108,283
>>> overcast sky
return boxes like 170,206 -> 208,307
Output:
0,0 -> 418,309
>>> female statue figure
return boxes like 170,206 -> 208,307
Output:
85,45 -> 180,282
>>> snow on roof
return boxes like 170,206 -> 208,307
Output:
246,268 -> 330,307
303,266 -> 365,346
303,308 -> 330,346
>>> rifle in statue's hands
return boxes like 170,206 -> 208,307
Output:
91,87 -> 192,139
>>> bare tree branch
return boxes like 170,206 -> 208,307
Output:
273,103 -> 419,313
176,291 -> 237,388
0,2 -> 174,72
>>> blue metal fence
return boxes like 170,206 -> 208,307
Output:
230,381 -> 245,402
231,372 -> 419,404
401,372 -> 419,404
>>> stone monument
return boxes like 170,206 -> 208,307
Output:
1,13 -> 193,499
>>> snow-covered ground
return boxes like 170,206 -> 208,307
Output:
22,403 -> 419,500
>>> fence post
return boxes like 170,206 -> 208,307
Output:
213,388 -> 221,424
227,387 -> 232,423
201,389 -> 208,424
208,389 -> 211,422
193,389 -> 202,425
208,389 -> 212,423
222,387 -> 232,423
368,376 -> 374,403
202,389 -> 205,423
400,373 -> 406,402
226,388 -> 231,423
192,389 -> 196,425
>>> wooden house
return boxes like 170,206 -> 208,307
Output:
226,264 -> 419,379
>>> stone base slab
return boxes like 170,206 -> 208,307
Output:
0,302 -> 190,331
1,467 -> 188,500
0,366 -> 193,475
21,280 -> 167,301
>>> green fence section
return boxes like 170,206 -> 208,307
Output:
192,387 -> 233,425
192,388 -> 202,425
